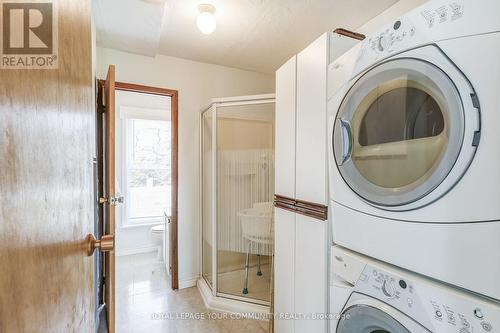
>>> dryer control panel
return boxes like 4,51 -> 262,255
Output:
344,0 -> 500,82
355,264 -> 500,333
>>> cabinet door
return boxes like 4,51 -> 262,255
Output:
294,214 -> 328,333
296,33 -> 329,205
275,55 -> 297,199
274,208 -> 296,333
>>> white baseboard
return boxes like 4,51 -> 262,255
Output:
116,246 -> 158,257
179,276 -> 199,289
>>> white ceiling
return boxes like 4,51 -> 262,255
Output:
93,0 -> 165,56
94,0 -> 399,73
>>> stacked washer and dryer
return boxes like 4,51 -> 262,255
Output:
327,0 -> 500,332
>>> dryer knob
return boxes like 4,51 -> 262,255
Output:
382,280 -> 396,298
378,36 -> 388,52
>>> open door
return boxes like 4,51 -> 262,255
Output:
0,2 -> 96,331
164,212 -> 171,280
102,65 -> 117,333
95,65 -> 118,333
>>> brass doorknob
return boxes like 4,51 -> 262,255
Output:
86,234 -> 115,256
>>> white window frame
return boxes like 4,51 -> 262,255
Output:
120,107 -> 171,228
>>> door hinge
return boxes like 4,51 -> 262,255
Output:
99,195 -> 124,206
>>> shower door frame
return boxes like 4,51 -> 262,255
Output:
200,94 -> 276,306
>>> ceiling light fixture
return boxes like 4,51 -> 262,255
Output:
197,4 -> 217,35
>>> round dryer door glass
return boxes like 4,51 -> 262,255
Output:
337,305 -> 412,333
333,58 -> 465,207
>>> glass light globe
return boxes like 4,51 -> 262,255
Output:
197,11 -> 216,35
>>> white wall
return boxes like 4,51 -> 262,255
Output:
356,0 -> 429,35
96,47 -> 274,287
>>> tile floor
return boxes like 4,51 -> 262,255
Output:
116,252 -> 269,333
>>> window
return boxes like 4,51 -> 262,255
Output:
124,118 -> 171,225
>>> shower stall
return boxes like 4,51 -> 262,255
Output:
199,94 -> 275,313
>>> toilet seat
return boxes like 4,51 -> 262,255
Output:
151,224 -> 164,233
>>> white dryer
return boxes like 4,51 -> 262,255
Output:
330,246 -> 500,333
327,0 -> 500,299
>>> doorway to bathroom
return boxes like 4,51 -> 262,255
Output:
97,81 -> 179,331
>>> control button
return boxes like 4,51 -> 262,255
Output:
436,310 -> 443,318
474,308 -> 484,319
393,20 -> 402,30
399,280 -> 407,289
409,27 -> 416,36
481,322 -> 492,332
407,298 -> 413,306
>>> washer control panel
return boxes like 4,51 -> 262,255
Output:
355,265 -> 434,330
355,265 -> 500,332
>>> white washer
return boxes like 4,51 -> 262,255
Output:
327,0 -> 500,299
330,265 -> 353,333
330,246 -> 500,333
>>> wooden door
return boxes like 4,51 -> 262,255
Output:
164,212 -> 171,277
0,1 -> 95,331
103,65 -> 117,333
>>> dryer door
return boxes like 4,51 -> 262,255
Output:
333,50 -> 479,209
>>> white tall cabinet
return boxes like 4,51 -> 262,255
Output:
274,54 -> 298,333
274,32 -> 360,333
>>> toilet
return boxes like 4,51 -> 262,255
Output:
150,224 -> 164,261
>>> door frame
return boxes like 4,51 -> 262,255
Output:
98,80 -> 180,290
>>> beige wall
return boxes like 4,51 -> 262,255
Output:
217,115 -> 274,273
218,118 -> 274,151
96,47 -> 275,287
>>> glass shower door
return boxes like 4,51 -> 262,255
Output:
202,108 -> 214,288
216,102 -> 275,303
